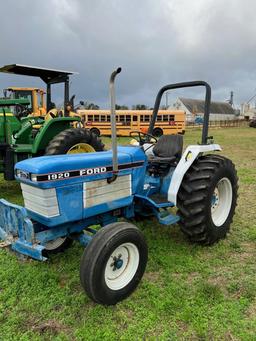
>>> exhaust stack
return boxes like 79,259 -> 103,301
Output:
108,67 -> 122,183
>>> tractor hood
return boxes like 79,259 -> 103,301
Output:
14,146 -> 146,227
15,146 -> 146,189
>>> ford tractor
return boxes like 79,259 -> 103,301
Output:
0,68 -> 238,305
0,64 -> 104,180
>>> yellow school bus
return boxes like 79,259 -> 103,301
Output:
77,110 -> 185,137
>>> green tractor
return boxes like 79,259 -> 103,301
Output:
0,64 -> 104,180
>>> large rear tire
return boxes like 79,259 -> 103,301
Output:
45,128 -> 104,155
80,222 -> 148,305
177,155 -> 238,245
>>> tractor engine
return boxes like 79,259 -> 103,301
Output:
15,146 -> 147,227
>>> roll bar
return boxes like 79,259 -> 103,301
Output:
148,81 -> 211,145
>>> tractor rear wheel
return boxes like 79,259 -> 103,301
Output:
177,154 -> 238,245
45,128 -> 104,155
80,222 -> 148,305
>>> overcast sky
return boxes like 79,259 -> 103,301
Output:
1,0 -> 256,108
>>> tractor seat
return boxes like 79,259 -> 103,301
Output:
151,134 -> 183,160
148,135 -> 183,175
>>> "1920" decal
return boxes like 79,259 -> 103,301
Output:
48,172 -> 70,180
47,167 -> 107,181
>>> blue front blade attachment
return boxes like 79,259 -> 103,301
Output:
0,199 -> 47,261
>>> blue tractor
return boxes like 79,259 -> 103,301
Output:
0,68 -> 238,305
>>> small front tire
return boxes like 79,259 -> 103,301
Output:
43,237 -> 73,255
80,222 -> 148,305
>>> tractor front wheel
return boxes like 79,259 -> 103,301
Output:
43,237 -> 73,255
45,128 -> 104,155
177,155 -> 238,245
80,222 -> 148,305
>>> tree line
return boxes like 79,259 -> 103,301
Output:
79,102 -> 167,110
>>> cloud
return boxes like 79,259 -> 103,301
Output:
0,0 -> 255,108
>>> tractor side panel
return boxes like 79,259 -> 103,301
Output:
0,112 -> 21,143
82,173 -> 133,219
80,147 -> 146,219
21,182 -> 84,227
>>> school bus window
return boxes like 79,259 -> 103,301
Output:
100,115 -> 106,122
169,115 -> 175,121
94,115 -> 99,122
88,115 -> 93,121
120,115 -> 125,122
156,115 -> 162,121
133,115 -> 138,121
126,115 -> 131,122
163,115 -> 169,121
107,115 -> 111,122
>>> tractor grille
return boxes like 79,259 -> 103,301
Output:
83,174 -> 132,208
21,183 -> 60,218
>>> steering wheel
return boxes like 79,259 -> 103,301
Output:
130,131 -> 158,145
15,104 -> 31,119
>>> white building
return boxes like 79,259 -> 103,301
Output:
241,103 -> 256,120
171,97 -> 236,122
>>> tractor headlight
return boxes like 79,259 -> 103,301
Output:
16,169 -> 31,180
30,174 -> 38,182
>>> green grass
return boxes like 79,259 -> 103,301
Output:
0,127 -> 256,340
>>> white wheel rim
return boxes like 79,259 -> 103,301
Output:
211,177 -> 233,227
104,243 -> 139,291
44,237 -> 67,251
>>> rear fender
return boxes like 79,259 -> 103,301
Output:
31,117 -> 80,154
167,144 -> 222,205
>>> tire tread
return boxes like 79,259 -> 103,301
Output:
177,154 -> 238,245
